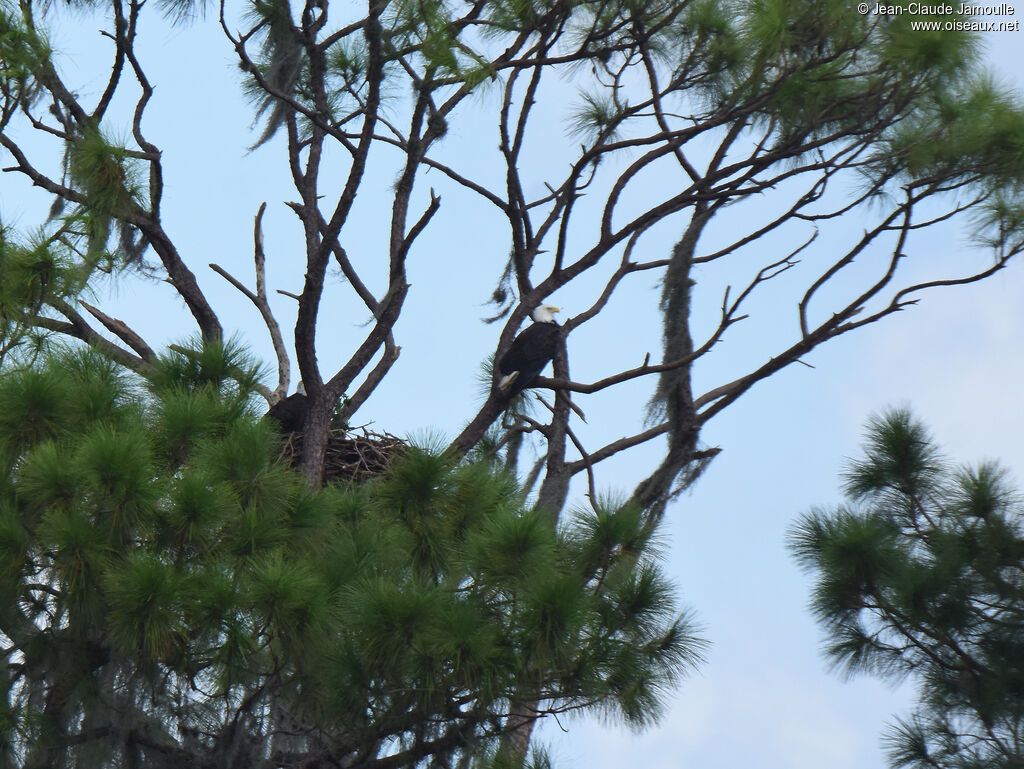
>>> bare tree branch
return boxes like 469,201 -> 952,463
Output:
209,203 -> 291,401
79,301 -> 156,362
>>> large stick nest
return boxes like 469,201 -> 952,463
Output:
277,427 -> 406,483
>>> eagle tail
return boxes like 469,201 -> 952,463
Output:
498,372 -> 519,391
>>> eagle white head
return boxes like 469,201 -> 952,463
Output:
532,305 -> 560,323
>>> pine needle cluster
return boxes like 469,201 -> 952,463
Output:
789,409 -> 1024,769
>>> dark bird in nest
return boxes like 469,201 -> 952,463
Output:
265,381 -> 308,433
498,305 -> 560,397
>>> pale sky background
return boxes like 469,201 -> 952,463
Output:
2,6 -> 1024,769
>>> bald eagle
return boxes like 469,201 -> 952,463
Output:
265,382 -> 308,433
498,305 -> 560,396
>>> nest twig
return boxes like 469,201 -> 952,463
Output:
277,427 -> 406,483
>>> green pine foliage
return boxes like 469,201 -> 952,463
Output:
67,129 -> 143,219
0,345 -> 704,768
0,226 -> 90,353
0,10 -> 147,268
62,128 -> 145,261
0,202 -> 148,366
789,409 -> 1024,769
0,3 -> 49,123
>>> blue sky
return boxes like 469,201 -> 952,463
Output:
2,6 -> 1024,768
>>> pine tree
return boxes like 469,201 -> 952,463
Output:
789,409 -> 1024,769
0,343 -> 704,768
4,0 -> 1024,762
